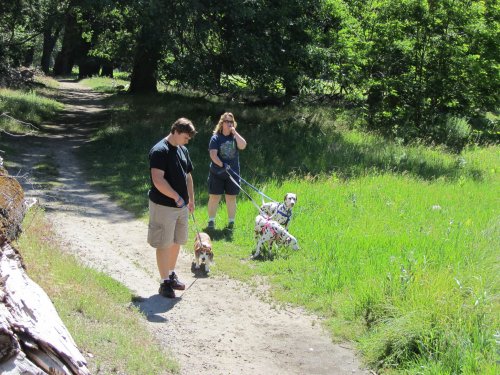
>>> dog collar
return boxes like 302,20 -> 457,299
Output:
277,209 -> 292,225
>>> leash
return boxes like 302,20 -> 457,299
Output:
224,166 -> 281,220
226,167 -> 277,203
190,213 -> 203,242
225,171 -> 263,212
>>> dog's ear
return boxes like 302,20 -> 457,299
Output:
194,241 -> 203,252
284,193 -> 288,201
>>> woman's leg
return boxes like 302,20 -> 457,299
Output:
208,194 -> 222,220
225,194 -> 237,222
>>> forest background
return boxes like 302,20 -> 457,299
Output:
1,0 -> 498,147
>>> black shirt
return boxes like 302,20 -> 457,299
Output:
148,138 -> 193,207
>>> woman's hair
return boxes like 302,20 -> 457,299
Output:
213,112 -> 237,135
171,117 -> 197,137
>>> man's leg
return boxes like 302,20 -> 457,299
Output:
156,243 -> 181,280
157,242 -> 185,297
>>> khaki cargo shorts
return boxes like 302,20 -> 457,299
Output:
147,200 -> 189,248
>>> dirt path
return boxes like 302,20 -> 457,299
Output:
11,80 -> 368,375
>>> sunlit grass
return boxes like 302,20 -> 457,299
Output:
0,87 -> 63,134
210,166 -> 498,373
34,75 -> 61,89
80,76 -> 129,93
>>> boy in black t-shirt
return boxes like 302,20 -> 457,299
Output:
148,118 -> 197,298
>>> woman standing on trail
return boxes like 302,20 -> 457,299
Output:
207,112 -> 247,230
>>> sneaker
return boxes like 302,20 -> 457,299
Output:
227,222 -> 234,230
169,272 -> 186,290
207,221 -> 215,230
158,281 -> 175,298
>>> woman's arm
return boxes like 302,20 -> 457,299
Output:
209,149 -> 224,167
231,128 -> 247,150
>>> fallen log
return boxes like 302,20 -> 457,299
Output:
0,166 -> 25,242
0,157 -> 90,374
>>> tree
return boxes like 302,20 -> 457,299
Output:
361,0 -> 499,144
158,0 -> 322,101
40,0 -> 69,74
128,0 -> 171,93
0,0 -> 43,73
53,9 -> 80,76
310,0 -> 366,99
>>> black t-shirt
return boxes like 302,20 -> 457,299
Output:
148,138 -> 193,207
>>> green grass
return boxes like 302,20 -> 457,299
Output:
16,208 -> 179,374
0,86 -> 63,134
74,77 -> 499,374
81,76 -> 130,93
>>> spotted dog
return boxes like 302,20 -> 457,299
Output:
259,193 -> 297,229
253,214 -> 299,259
194,232 -> 214,273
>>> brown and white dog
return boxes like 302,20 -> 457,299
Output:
253,214 -> 299,259
259,193 -> 297,229
194,232 -> 214,273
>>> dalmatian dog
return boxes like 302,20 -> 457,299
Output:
259,193 -> 297,229
253,214 -> 299,259
194,232 -> 214,273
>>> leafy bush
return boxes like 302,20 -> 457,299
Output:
441,116 -> 472,152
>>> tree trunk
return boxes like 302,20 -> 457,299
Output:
128,46 -> 159,93
41,26 -> 61,75
100,61 -> 113,77
23,47 -> 34,67
53,13 -> 80,76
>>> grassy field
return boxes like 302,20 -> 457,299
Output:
78,76 -> 499,374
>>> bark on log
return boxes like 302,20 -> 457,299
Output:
0,166 -> 25,243
0,158 -> 90,374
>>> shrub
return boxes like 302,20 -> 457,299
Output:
442,116 -> 471,152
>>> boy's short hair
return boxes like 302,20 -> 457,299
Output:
171,117 -> 197,137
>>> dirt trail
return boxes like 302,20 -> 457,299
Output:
10,80 -> 368,375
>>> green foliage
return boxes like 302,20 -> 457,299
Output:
309,0 -> 366,97
363,0 -> 499,143
441,115 -> 472,152
0,0 -> 43,70
3,0 -> 497,145
156,0 -> 323,98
